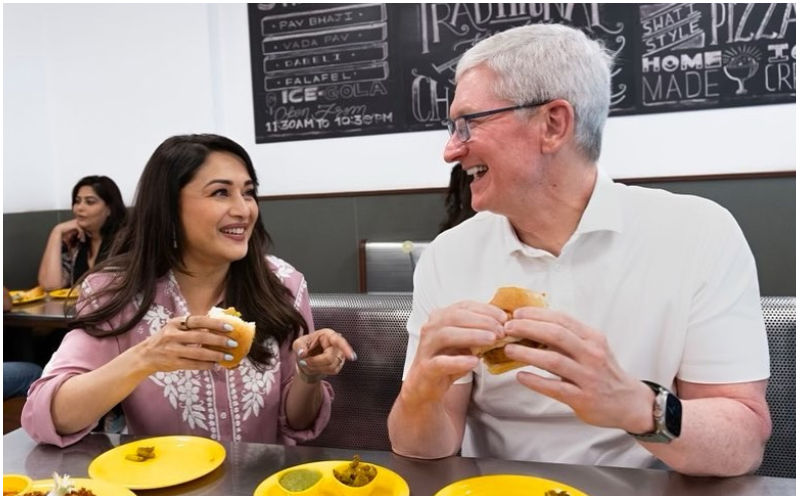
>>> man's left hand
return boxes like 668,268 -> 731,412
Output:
503,306 -> 655,434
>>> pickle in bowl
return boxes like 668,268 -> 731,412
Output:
332,455 -> 378,493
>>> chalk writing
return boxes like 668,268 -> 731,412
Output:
247,3 -> 795,143
640,3 -> 795,109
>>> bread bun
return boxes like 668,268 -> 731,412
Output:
473,286 -> 548,374
207,306 -> 255,369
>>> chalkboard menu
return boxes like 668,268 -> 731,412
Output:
248,3 -> 796,143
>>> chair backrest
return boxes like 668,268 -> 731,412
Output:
756,296 -> 795,478
358,240 -> 429,292
305,293 -> 411,451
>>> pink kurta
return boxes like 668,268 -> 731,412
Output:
22,256 -> 332,448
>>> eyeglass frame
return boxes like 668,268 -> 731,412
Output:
444,99 -> 552,142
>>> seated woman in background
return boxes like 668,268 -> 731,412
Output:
23,134 -> 355,447
38,175 -> 127,290
439,164 -> 476,233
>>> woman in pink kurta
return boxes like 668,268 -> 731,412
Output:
22,134 -> 354,447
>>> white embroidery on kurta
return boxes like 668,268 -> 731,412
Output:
268,255 -> 296,281
294,278 -> 307,309
142,304 -> 171,333
148,370 -> 210,432
228,339 -> 280,441
142,261 -> 294,440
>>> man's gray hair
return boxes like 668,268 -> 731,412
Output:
456,23 -> 613,161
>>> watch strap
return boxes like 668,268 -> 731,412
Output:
628,380 -> 679,443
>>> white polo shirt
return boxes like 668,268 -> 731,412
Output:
403,170 -> 769,468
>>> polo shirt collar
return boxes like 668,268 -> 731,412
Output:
575,168 -> 623,235
498,168 -> 623,256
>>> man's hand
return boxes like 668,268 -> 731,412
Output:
403,301 -> 506,404
503,306 -> 654,434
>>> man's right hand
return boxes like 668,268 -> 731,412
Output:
389,300 -> 506,458
402,301 -> 506,404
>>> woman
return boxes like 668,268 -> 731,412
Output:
439,164 -> 476,233
37,175 -> 127,290
22,134 -> 354,447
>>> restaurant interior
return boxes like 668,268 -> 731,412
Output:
2,3 -> 796,496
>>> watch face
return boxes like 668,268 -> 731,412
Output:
665,393 -> 682,437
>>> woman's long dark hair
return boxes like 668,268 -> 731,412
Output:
72,175 -> 127,262
439,164 -> 476,233
70,134 -> 307,368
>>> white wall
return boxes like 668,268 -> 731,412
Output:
3,4 -> 796,214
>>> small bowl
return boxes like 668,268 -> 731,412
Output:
329,461 -> 379,496
3,474 -> 32,496
275,467 -> 323,495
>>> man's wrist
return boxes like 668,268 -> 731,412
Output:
623,381 -> 657,434
627,380 -> 682,443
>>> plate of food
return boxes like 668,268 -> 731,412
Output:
87,435 -> 226,490
48,287 -> 80,300
9,286 -> 46,305
25,473 -> 135,496
253,455 -> 409,496
435,474 -> 586,496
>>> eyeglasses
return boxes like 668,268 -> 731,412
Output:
445,100 -> 552,142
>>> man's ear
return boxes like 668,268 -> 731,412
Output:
539,99 -> 574,155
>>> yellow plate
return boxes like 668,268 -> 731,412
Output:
49,288 -> 79,299
3,474 -> 33,495
9,287 -> 46,305
253,460 -> 410,496
435,474 -> 586,496
88,435 -> 226,490
27,477 -> 135,496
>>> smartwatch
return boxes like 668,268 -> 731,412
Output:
628,380 -> 682,443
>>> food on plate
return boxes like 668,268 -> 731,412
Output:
22,488 -> 94,496
49,287 -> 80,299
22,473 -> 95,496
206,306 -> 255,369
9,286 -> 44,304
544,488 -> 571,495
472,286 -> 549,374
124,446 -> 156,462
333,455 -> 377,488
278,468 -> 323,492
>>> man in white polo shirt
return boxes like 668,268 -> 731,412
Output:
387,23 -> 771,476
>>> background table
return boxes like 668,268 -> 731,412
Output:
2,429 -> 794,496
4,296 -> 74,329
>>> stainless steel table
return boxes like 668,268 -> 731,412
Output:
4,297 -> 74,329
2,429 -> 794,495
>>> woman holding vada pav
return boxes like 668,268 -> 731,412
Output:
22,134 -> 355,447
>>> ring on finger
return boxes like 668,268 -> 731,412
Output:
180,315 -> 192,331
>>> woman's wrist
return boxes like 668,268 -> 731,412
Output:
295,361 -> 324,384
124,342 -> 156,380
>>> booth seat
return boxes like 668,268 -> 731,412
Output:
307,293 -> 795,479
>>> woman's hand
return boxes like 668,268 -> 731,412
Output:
292,328 -> 356,383
132,314 -> 239,374
39,219 -> 90,290
55,219 -> 86,247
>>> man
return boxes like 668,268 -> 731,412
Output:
387,23 -> 771,477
